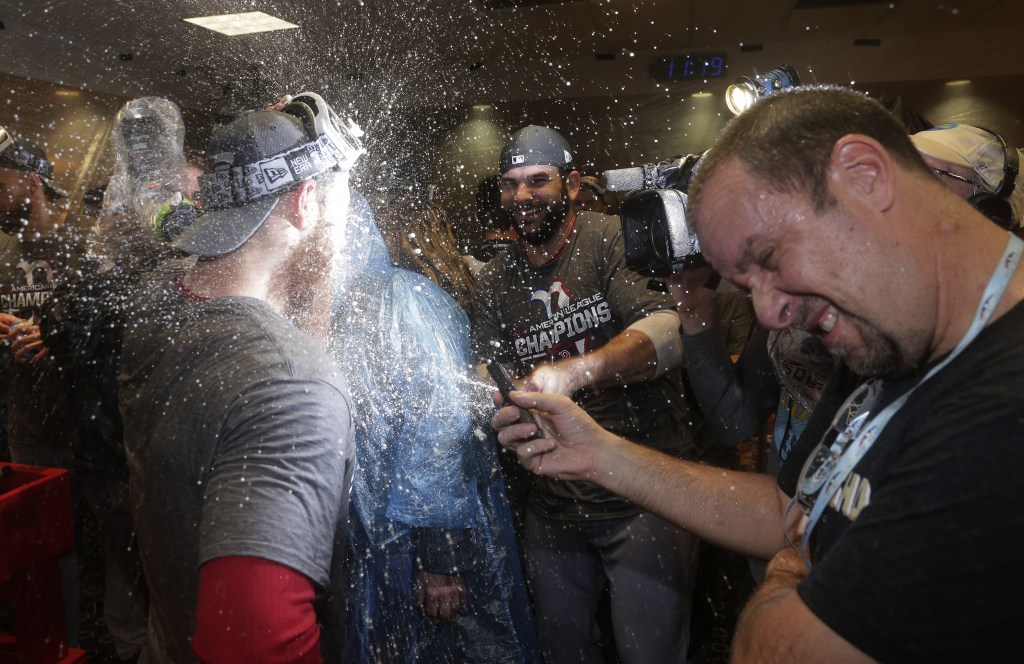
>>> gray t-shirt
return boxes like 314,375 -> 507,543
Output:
120,275 -> 354,663
473,212 -> 695,520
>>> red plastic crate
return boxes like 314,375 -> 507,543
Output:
0,462 -> 84,663
0,463 -> 74,583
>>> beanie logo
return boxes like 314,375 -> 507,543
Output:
512,154 -> 525,165
564,150 -> 572,163
264,166 -> 289,183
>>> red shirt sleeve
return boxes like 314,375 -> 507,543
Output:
192,556 -> 323,664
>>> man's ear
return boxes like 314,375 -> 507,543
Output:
285,179 -> 319,229
565,169 -> 582,202
830,135 -> 895,213
27,171 -> 44,197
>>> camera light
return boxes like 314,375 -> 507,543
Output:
725,82 -> 757,115
725,65 -> 801,116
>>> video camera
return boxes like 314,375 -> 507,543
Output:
602,64 -> 802,277
602,152 -> 705,277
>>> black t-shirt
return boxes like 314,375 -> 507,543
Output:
0,233 -> 79,452
789,300 -> 1024,662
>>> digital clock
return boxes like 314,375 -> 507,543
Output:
650,54 -> 727,81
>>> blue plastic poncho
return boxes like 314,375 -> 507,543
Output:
330,192 -> 540,663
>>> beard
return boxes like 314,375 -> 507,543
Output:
516,186 -> 571,246
0,200 -> 32,236
789,296 -> 930,379
282,203 -> 346,348
283,215 -> 336,347
822,310 -> 930,379
281,177 -> 350,346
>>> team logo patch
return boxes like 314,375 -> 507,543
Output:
264,166 -> 289,183
530,279 -> 572,319
257,156 -> 295,191
512,154 -> 525,165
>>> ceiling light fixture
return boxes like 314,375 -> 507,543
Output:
945,79 -> 971,86
55,90 -> 80,97
184,11 -> 298,36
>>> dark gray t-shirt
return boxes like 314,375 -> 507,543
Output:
120,276 -> 354,663
0,233 -> 79,453
473,212 -> 695,520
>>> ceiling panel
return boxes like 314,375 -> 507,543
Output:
0,0 -> 1021,114
690,0 -> 795,47
777,2 -> 896,42
868,0 -> 1019,35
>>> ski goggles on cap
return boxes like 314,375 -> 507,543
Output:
290,92 -> 365,174
0,124 -> 57,181
198,92 -> 365,211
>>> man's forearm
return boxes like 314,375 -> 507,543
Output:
732,553 -> 805,661
592,435 -> 790,559
555,328 -> 660,393
730,548 -> 876,663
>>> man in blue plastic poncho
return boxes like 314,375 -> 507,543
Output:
330,192 -> 540,663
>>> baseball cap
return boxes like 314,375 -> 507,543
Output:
910,123 -> 1010,195
499,125 -> 576,174
171,111 -> 306,257
173,93 -> 364,257
579,175 -> 607,197
0,127 -> 67,199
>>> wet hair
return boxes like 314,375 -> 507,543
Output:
475,175 -> 514,231
376,195 -> 476,310
688,85 -> 933,221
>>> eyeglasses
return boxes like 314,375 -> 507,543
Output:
795,380 -> 881,508
932,168 -> 975,188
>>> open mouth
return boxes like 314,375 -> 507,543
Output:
513,205 -> 545,223
810,304 -> 839,344
819,306 -> 837,333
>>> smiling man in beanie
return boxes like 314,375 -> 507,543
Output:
119,93 -> 363,663
472,125 -> 698,663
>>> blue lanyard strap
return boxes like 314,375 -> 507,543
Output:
799,233 -> 1024,563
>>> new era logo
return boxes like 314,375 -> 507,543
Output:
264,166 -> 289,183
512,154 -> 525,165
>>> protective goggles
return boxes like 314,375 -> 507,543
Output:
199,92 -> 365,211
0,125 -> 57,180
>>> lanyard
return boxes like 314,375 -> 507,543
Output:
800,233 -> 1024,563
